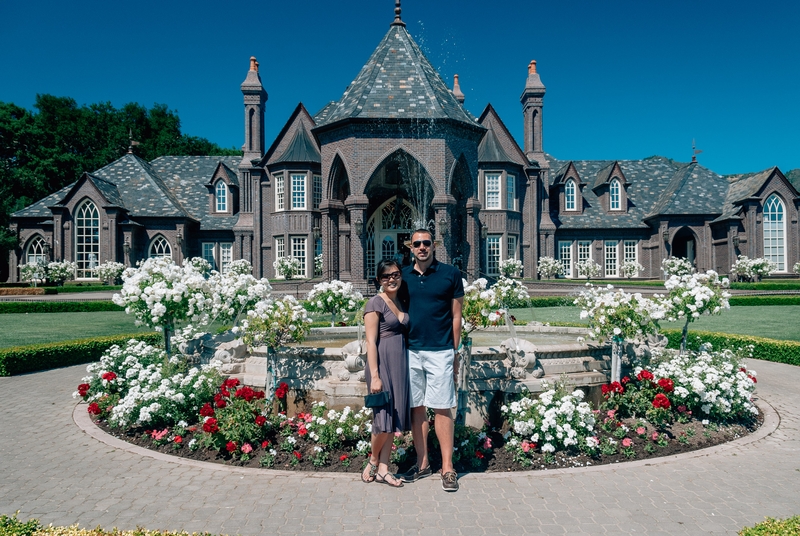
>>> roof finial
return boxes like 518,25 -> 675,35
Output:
127,128 -> 140,154
691,139 -> 702,163
452,74 -> 465,104
392,0 -> 405,26
528,60 -> 537,75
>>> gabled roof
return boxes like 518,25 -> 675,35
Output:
646,162 -> 728,218
713,167 -> 799,223
274,126 -> 321,164
551,161 -> 581,186
477,104 -> 527,167
592,161 -> 626,190
85,174 -> 124,207
150,156 -> 242,230
546,155 -> 682,229
206,162 -> 239,187
316,23 -> 480,127
478,128 -> 515,164
90,154 -> 193,219
262,103 -> 318,167
12,183 -> 74,218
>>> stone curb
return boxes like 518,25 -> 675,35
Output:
73,396 -> 779,481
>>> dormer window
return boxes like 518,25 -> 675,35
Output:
565,179 -> 576,211
610,179 -> 621,210
215,181 -> 228,212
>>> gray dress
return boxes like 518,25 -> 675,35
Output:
364,295 -> 411,433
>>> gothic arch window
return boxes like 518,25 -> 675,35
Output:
565,179 -> 576,211
763,194 -> 785,271
26,235 -> 47,265
215,181 -> 228,212
75,200 -> 99,279
610,179 -> 621,211
149,235 -> 172,259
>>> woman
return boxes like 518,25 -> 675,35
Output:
361,258 -> 410,487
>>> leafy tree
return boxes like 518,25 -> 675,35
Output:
0,95 -> 241,258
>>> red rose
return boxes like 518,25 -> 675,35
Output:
601,384 -> 610,396
637,370 -> 654,381
255,390 -> 266,400
749,375 -> 757,383
475,451 -> 484,459
87,402 -> 101,415
609,381 -> 624,394
214,394 -> 227,409
339,454 -> 348,461
261,440 -> 270,448
657,378 -> 675,393
293,451 -> 302,460
226,441 -> 238,452
223,378 -> 240,389
202,418 -> 219,434
255,415 -> 267,427
77,383 -> 90,397
235,386 -> 256,402
652,393 -> 671,409
174,435 -> 183,443
621,376 -> 631,384
199,403 -> 215,417
101,371 -> 117,382
298,425 -> 308,437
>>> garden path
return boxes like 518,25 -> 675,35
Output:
0,359 -> 798,535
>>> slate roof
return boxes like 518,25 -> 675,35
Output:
478,127 -> 516,164
86,174 -> 124,207
273,127 -> 321,164
150,156 -> 242,230
646,163 -> 728,218
313,102 -> 337,125
12,183 -> 74,218
546,155 -> 687,229
317,23 -> 480,127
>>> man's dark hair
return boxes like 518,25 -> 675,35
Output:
411,228 -> 433,241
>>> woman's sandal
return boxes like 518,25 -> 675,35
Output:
375,472 -> 404,488
361,461 -> 377,483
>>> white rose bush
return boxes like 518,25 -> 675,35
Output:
306,279 -> 364,327
491,276 -> 531,308
664,270 -> 730,353
620,260 -> 644,280
575,258 -> 601,281
500,258 -> 523,278
19,261 -> 47,286
661,257 -> 694,277
273,256 -> 302,279
537,256 -> 564,279
731,255 -> 776,282
46,260 -> 77,285
95,261 -> 125,284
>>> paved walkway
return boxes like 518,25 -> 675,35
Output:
0,359 -> 798,535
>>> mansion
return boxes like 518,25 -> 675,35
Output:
8,5 -> 800,286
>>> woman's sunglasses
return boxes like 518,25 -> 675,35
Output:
412,240 -> 432,248
379,271 -> 402,281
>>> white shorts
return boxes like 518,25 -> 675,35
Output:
409,348 -> 456,409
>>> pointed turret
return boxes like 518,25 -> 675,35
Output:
241,56 -> 268,166
521,60 -> 546,162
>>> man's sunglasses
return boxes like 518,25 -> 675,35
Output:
379,272 -> 402,281
412,240 -> 432,248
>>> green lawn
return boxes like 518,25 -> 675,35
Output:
509,305 -> 800,342
1,305 -> 797,349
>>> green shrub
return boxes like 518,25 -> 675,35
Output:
529,296 -> 575,307
0,513 -> 222,536
730,281 -> 800,291
54,284 -> 122,293
739,515 -> 800,535
728,295 -> 800,306
662,329 -> 800,367
0,332 -> 161,376
0,301 -> 124,314
0,512 -> 41,536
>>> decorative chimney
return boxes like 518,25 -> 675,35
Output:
241,56 -> 268,166
520,59 -> 546,161
452,74 -> 465,104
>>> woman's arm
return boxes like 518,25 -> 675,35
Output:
364,309 -> 382,393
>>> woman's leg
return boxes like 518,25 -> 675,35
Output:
362,431 -> 390,481
376,432 -> 403,487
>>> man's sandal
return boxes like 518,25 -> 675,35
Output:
361,461 -> 377,483
375,472 -> 404,488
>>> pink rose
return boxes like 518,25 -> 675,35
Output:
241,443 -> 253,454
622,438 -> 633,448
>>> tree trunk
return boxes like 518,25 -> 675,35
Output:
680,317 -> 690,355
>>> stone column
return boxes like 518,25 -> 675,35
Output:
465,198 -> 482,279
344,194 -> 368,283
433,194 -> 456,265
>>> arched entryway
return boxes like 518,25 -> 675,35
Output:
365,197 -> 416,277
671,227 -> 697,267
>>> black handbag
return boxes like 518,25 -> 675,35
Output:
364,390 -> 390,408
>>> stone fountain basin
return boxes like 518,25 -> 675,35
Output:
227,325 -> 612,428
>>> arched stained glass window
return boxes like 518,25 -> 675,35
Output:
149,235 -> 172,259
565,179 -> 576,211
610,179 -> 621,210
215,182 -> 228,212
763,194 -> 785,271
75,200 -> 99,278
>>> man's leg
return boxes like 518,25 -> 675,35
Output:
434,408 -> 454,474
410,405 -> 429,470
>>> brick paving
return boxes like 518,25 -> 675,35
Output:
1,359 -> 798,535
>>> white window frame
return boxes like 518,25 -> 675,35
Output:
485,173 -> 501,209
313,174 -> 322,210
220,243 -> 233,273
202,242 -> 216,269
577,240 -> 592,262
486,235 -> 501,276
565,179 -> 576,211
275,173 -> 285,211
507,235 -> 518,261
291,173 -> 307,210
75,200 -> 100,279
605,240 -> 619,277
149,235 -> 172,260
215,181 -> 228,213
26,235 -> 47,265
275,237 -> 286,279
763,194 -> 786,271
506,174 -> 516,211
610,179 -> 621,211
559,240 -> 573,278
291,236 -> 307,277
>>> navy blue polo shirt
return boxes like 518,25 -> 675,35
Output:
400,259 -> 465,351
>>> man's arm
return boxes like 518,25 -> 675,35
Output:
451,296 -> 464,380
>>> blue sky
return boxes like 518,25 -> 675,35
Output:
2,0 -> 798,175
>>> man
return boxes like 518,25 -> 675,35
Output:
398,228 -> 464,492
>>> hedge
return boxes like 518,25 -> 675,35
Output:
730,281 -> 800,291
728,295 -> 800,306
0,301 -> 124,314
661,329 -> 800,367
0,332 -> 161,376
529,296 -> 575,307
55,284 -> 122,293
